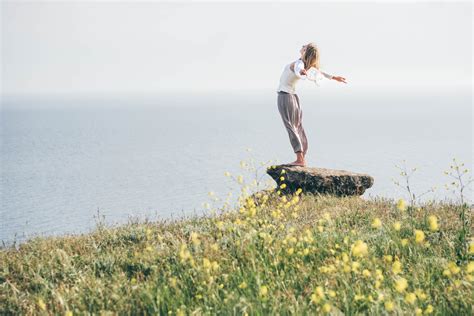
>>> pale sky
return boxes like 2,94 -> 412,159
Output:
1,1 -> 472,98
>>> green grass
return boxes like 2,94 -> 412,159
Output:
1,185 -> 473,315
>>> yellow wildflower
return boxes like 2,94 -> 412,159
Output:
362,269 -> 371,277
190,232 -> 201,246
322,303 -> 331,313
404,292 -> 417,304
415,289 -> 427,300
224,171 -> 231,177
376,269 -> 384,279
468,242 -> 474,255
280,183 -> 287,189
394,277 -> 408,293
351,262 -> 360,272
169,277 -> 177,287
392,260 -> 402,274
415,308 -> 423,315
216,221 -> 225,230
311,286 -> 325,304
179,244 -> 192,262
65,311 -> 73,316
401,239 -> 409,246
354,294 -> 365,301
315,286 -> 325,298
237,175 -> 244,184
427,215 -> 439,231
396,199 -> 407,212
384,300 -> 395,312
393,221 -> 401,231
259,285 -> 268,297
37,298 -> 46,311
447,262 -> 461,275
247,207 -> 257,217
383,255 -> 393,263
280,176 -> 285,181
424,304 -> 434,314
146,228 -> 152,237
414,230 -> 425,244
351,240 -> 368,257
371,218 -> 382,229
466,261 -> 474,274
287,248 -> 294,255
239,281 -> 247,289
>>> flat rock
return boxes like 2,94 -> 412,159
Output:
266,164 -> 374,196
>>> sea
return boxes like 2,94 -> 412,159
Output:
1,89 -> 472,246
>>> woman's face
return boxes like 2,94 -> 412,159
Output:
300,44 -> 307,57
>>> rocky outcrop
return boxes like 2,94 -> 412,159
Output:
266,164 -> 374,197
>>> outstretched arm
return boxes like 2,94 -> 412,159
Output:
320,70 -> 347,83
320,70 -> 334,80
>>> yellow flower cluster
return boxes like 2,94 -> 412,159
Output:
351,240 -> 368,257
371,218 -> 382,229
396,199 -> 407,212
414,230 -> 425,244
427,215 -> 438,231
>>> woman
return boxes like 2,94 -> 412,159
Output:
276,42 -> 347,167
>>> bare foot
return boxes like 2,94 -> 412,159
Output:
286,151 -> 306,166
288,160 -> 306,167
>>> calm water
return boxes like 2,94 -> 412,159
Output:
1,90 -> 472,245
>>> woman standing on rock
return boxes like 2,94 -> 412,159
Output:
277,42 -> 347,166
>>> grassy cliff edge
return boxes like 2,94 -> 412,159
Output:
1,186 -> 473,315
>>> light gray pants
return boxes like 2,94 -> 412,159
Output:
277,91 -> 308,155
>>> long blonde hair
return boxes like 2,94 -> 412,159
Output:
302,42 -> 320,70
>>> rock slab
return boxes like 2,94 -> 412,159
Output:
266,164 -> 374,196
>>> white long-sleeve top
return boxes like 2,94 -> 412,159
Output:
277,58 -> 333,94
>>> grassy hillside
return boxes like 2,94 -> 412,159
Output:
1,158 -> 473,315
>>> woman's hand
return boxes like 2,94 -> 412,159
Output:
332,76 -> 347,84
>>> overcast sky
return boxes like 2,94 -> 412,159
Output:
1,1 -> 472,98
